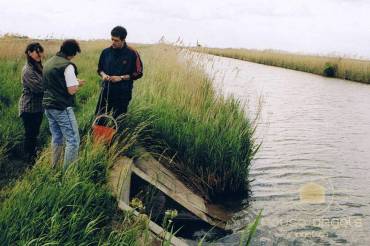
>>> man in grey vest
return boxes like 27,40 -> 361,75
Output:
43,39 -> 85,171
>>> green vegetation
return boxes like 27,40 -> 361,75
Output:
127,46 -> 258,200
0,37 -> 259,244
196,47 -> 370,83
239,210 -> 262,246
323,62 -> 338,77
0,138 -> 152,245
0,39 -> 106,191
1,38 -> 257,201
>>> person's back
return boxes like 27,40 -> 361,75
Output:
42,39 -> 85,171
43,54 -> 77,110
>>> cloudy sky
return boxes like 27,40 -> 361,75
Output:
1,0 -> 369,58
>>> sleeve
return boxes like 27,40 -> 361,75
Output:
64,64 -> 79,87
97,50 -> 105,76
130,50 -> 143,80
22,66 -> 43,94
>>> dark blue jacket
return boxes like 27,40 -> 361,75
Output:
97,43 -> 143,90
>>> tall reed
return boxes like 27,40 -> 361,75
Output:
196,47 -> 370,83
128,45 -> 258,200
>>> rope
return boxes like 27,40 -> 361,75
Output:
94,77 -> 118,130
97,78 -> 110,115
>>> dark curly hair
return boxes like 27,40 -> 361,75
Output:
25,42 -> 44,74
111,26 -> 127,40
60,39 -> 81,57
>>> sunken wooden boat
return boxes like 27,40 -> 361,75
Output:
108,150 -> 233,245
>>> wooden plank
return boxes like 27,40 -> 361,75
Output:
109,158 -> 189,246
118,200 -> 189,246
109,157 -> 133,203
132,153 -> 232,229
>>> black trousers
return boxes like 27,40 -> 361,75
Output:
95,82 -> 133,124
21,112 -> 43,162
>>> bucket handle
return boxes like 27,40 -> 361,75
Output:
92,114 -> 118,130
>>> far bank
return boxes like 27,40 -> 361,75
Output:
194,47 -> 370,84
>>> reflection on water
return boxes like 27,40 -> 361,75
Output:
197,53 -> 370,245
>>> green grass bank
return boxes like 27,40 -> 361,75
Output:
0,38 -> 257,202
0,37 -> 260,244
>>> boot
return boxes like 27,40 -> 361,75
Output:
24,137 -> 37,166
52,145 -> 64,168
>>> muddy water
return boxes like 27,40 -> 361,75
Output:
195,54 -> 370,245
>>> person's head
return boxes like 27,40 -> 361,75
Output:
25,42 -> 44,63
111,26 -> 127,49
60,39 -> 81,59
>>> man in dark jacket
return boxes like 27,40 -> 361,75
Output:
95,26 -> 143,123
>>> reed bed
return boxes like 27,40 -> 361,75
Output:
127,45 -> 258,200
196,47 -> 370,83
0,37 -> 257,203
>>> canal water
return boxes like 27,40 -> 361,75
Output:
193,53 -> 370,245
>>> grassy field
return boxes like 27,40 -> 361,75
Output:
0,38 -> 108,190
0,138 -> 154,245
0,37 -> 257,201
0,36 -> 259,244
195,47 -> 370,83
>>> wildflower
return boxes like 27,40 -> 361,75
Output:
130,197 -> 144,210
165,209 -> 178,220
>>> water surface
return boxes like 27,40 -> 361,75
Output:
197,54 -> 370,245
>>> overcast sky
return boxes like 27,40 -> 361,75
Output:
1,0 -> 369,58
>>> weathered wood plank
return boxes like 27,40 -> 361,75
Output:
108,157 -> 133,203
132,153 -> 231,229
118,200 -> 189,246
109,158 -> 189,246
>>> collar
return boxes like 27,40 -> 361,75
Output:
56,51 -> 68,59
110,42 -> 128,50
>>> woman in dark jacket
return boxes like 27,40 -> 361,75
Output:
18,42 -> 44,164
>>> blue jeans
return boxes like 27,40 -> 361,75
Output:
45,107 -> 80,170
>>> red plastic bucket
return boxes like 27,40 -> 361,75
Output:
92,114 -> 118,144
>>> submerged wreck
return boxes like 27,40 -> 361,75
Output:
108,150 -> 234,245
